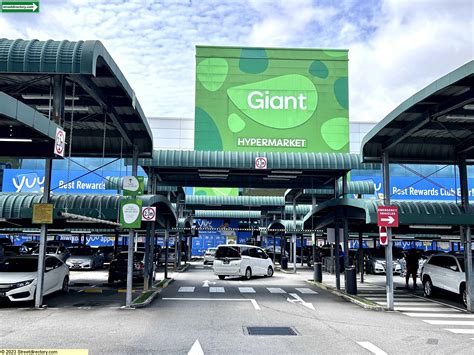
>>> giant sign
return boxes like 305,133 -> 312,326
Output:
195,46 -> 349,153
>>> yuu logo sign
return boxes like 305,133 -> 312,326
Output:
12,173 -> 44,192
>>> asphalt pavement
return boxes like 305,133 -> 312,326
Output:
0,262 -> 473,354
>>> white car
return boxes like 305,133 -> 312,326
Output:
213,244 -> 274,280
203,247 -> 217,265
0,256 -> 69,302
421,253 -> 471,307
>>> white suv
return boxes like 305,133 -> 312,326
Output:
213,244 -> 274,280
421,253 -> 471,307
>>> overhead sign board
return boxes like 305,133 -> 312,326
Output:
195,46 -> 349,153
123,176 -> 145,196
54,127 -> 66,157
377,206 -> 399,227
32,203 -> 53,224
120,199 -> 142,229
0,1 -> 40,13
255,156 -> 267,169
142,206 -> 156,222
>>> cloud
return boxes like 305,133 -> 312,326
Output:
0,0 -> 472,124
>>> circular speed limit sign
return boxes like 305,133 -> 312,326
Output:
255,156 -> 267,170
54,128 -> 66,157
142,207 -> 156,221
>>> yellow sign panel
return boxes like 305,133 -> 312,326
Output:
32,203 -> 54,224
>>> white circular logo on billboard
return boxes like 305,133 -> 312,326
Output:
122,203 -> 140,224
123,176 -> 139,192
255,156 -> 267,169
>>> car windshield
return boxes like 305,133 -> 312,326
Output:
215,246 -> 240,259
46,247 -> 58,253
70,248 -> 94,256
0,258 -> 38,272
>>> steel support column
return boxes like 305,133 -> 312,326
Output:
164,222 -> 169,279
34,158 -> 52,309
125,147 -> 139,308
292,199 -> 297,273
358,229 -> 364,283
383,151 -> 394,311
459,155 -> 473,312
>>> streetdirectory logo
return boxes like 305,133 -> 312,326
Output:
0,1 -> 39,13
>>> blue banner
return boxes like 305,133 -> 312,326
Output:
351,175 -> 474,201
2,169 -> 146,194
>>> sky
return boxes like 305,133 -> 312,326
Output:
0,0 -> 473,122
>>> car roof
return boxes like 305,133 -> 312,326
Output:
217,244 -> 260,248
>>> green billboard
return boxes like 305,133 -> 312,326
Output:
195,46 -> 349,153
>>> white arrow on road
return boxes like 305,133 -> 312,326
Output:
380,216 -> 395,224
286,293 -> 315,310
188,339 -> 204,355
202,280 -> 216,287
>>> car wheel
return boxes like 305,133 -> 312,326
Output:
62,276 -> 69,293
244,267 -> 252,280
267,266 -> 274,277
424,278 -> 434,297
461,284 -> 467,307
218,275 -> 226,280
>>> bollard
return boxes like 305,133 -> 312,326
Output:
314,262 -> 322,282
345,266 -> 357,295
281,256 -> 288,270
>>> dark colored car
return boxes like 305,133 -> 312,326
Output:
21,241 -> 40,253
158,248 -> 176,265
0,237 -> 12,246
98,246 -> 116,264
108,252 -> 155,283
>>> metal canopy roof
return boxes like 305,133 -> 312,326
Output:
0,38 -> 153,157
303,198 -> 474,236
267,219 -> 304,233
185,195 -> 284,211
193,210 -> 262,219
362,60 -> 474,164
138,150 -> 379,189
0,192 -> 176,229
0,92 -> 63,156
284,180 -> 375,204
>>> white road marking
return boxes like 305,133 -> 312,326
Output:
423,320 -> 474,326
287,293 -> 315,310
188,339 -> 204,355
250,299 -> 261,310
445,328 -> 474,334
162,297 -> 260,310
209,287 -> 225,293
376,302 -> 433,306
239,287 -> 256,293
394,306 -> 460,312
202,280 -> 216,287
295,288 -> 318,294
403,313 -> 474,318
178,287 -> 195,293
356,341 -> 387,355
267,287 -> 286,294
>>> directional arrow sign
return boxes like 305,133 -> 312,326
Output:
286,293 -> 315,310
1,1 -> 40,13
377,206 -> 398,227
202,280 -> 216,288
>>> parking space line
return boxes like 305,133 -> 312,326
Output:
403,313 -> 474,318
423,320 -> 474,326
178,287 -> 195,293
238,287 -> 256,293
295,288 -> 318,295
118,289 -> 136,293
209,287 -> 225,293
394,307 -> 460,312
356,341 -> 387,355
445,329 -> 474,334
267,287 -> 286,294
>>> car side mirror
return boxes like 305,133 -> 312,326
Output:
449,265 -> 458,272
45,266 -> 53,272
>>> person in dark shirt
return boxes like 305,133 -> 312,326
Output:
405,249 -> 420,289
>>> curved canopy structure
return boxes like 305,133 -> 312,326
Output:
362,60 -> 474,164
0,38 -> 153,157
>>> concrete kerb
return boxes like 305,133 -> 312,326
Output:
306,280 -> 387,311
175,263 -> 190,273
131,278 -> 174,308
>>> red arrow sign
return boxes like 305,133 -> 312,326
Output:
377,206 -> 398,227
